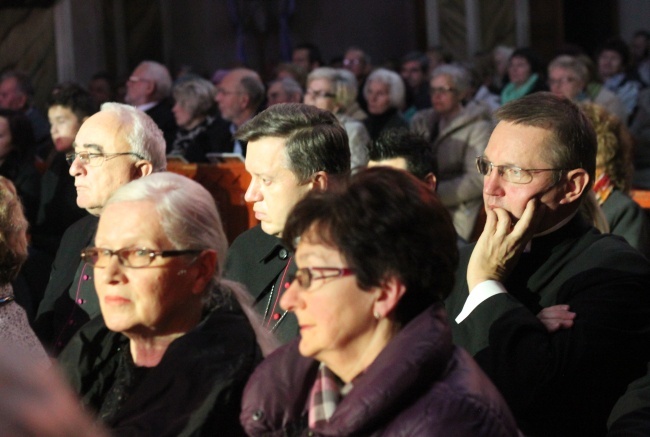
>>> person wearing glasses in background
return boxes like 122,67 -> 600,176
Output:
241,167 -> 519,436
34,102 -> 166,355
58,173 -> 268,436
444,92 -> 650,436
411,64 -> 493,242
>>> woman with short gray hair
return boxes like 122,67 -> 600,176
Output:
169,75 -> 229,162
410,63 -> 493,241
362,68 -> 408,141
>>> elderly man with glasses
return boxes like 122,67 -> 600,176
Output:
444,92 -> 650,437
34,102 -> 167,355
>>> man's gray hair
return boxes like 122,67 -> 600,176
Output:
270,77 -> 303,101
138,60 -> 173,101
100,102 -> 167,172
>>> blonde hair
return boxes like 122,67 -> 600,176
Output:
580,103 -> 634,193
0,177 -> 27,284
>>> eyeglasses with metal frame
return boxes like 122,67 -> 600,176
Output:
476,156 -> 565,184
66,151 -> 146,167
81,247 -> 203,268
288,267 -> 356,289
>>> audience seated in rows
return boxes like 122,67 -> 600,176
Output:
241,167 -> 519,436
304,67 -> 370,171
0,177 -> 48,365
224,103 -> 350,344
168,75 -> 231,163
59,172 -> 270,436
399,51 -> 432,120
266,77 -> 303,107
33,83 -> 95,256
214,68 -> 265,156
445,92 -> 650,436
124,60 -> 178,150
34,103 -> 167,355
411,64 -> 492,241
500,47 -> 548,104
0,109 -> 40,226
0,71 -> 52,160
362,68 -> 408,141
548,55 -> 627,122
597,38 -> 644,118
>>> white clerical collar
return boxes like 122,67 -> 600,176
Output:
136,101 -> 159,112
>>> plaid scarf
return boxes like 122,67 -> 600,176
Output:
308,363 -> 349,428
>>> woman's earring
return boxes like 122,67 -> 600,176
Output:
373,310 -> 381,320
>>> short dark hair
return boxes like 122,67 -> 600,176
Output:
369,128 -> 437,180
235,103 -> 350,182
598,38 -> 631,67
47,83 -> 97,122
400,51 -> 429,73
495,92 -> 597,193
0,108 -> 35,163
510,47 -> 545,75
294,42 -> 323,66
283,167 -> 458,325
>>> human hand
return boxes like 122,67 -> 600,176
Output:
467,198 -> 541,291
537,305 -> 576,333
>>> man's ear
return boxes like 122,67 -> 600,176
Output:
559,168 -> 589,204
309,171 -> 329,191
424,172 -> 437,191
133,160 -> 154,178
190,249 -> 218,295
373,276 -> 407,320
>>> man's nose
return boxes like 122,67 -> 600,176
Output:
483,170 -> 505,197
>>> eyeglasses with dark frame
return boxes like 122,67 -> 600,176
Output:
476,156 -> 565,185
66,151 -> 146,167
81,247 -> 203,268
288,267 -> 356,289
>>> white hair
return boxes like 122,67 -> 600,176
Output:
100,102 -> 167,172
364,68 -> 406,109
431,64 -> 472,95
106,172 -> 279,355
138,60 -> 173,100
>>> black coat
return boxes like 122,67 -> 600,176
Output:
224,225 -> 298,344
445,215 -> 650,436
34,214 -> 99,354
146,99 -> 178,152
59,299 -> 262,437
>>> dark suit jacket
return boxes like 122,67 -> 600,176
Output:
146,99 -> 177,152
33,214 -> 99,355
445,215 -> 650,437
33,152 -> 88,256
224,224 -> 298,343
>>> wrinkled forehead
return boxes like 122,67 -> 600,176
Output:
75,111 -> 130,153
486,121 -> 556,166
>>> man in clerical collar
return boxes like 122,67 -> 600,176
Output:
445,92 -> 650,436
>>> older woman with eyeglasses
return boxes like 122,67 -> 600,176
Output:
411,64 -> 493,242
240,167 -> 519,436
362,68 -> 408,141
547,55 -> 627,122
59,172 -> 270,436
304,67 -> 371,170
169,74 -> 230,162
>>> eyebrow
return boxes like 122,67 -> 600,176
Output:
72,142 -> 104,153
